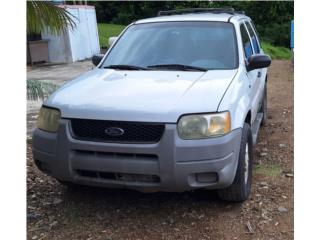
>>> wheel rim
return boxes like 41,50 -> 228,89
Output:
244,143 -> 249,185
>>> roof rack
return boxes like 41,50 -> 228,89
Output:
157,8 -> 245,17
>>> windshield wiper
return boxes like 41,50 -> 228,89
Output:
147,64 -> 207,71
103,64 -> 148,70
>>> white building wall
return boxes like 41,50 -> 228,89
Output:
42,5 -> 100,63
41,31 -> 72,63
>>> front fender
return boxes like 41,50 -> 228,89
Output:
218,68 -> 251,129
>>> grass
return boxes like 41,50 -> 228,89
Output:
261,41 -> 292,60
254,164 -> 282,177
97,23 -> 292,60
97,23 -> 126,48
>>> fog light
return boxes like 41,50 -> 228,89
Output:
196,172 -> 218,183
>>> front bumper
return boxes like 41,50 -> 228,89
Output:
32,119 -> 242,192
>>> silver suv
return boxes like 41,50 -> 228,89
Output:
33,8 -> 271,202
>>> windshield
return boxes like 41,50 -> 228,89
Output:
101,21 -> 238,70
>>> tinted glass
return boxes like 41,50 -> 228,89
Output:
102,22 -> 238,70
240,24 -> 253,60
245,22 -> 260,53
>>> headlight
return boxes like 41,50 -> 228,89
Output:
178,112 -> 231,139
37,106 -> 61,132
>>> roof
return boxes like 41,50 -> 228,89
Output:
135,12 -> 249,24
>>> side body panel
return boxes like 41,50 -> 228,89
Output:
219,18 -> 268,129
242,20 -> 266,124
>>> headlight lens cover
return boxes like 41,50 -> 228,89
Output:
178,112 -> 231,139
37,106 -> 61,132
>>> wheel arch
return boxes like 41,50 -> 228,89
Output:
244,110 -> 251,126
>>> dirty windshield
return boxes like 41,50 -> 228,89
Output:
102,21 -> 238,70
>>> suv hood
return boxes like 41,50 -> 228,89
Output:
45,69 -> 237,123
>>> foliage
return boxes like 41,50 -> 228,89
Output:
261,42 -> 292,60
27,1 -> 76,35
91,1 -> 293,48
259,23 -> 291,47
27,80 -> 60,101
97,23 -> 126,48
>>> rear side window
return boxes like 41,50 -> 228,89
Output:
240,24 -> 253,60
245,21 -> 260,54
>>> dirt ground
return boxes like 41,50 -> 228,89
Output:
27,60 -> 293,240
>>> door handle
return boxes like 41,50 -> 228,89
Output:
257,71 -> 261,78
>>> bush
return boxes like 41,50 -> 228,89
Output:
112,12 -> 135,25
27,79 -> 60,101
258,23 -> 291,48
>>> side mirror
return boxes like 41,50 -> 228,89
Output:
108,36 -> 118,46
247,54 -> 271,71
92,54 -> 104,67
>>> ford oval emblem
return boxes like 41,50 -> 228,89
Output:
104,127 -> 124,136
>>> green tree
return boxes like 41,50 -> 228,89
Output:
27,1 -> 76,35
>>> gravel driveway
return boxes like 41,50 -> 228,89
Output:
27,60 -> 293,240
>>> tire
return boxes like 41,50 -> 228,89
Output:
218,123 -> 253,202
260,85 -> 267,126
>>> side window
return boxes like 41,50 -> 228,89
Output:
250,20 -> 260,43
245,21 -> 260,54
240,23 -> 253,60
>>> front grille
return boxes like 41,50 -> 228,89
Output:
70,119 -> 165,143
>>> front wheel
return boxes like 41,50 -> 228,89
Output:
218,123 -> 253,202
